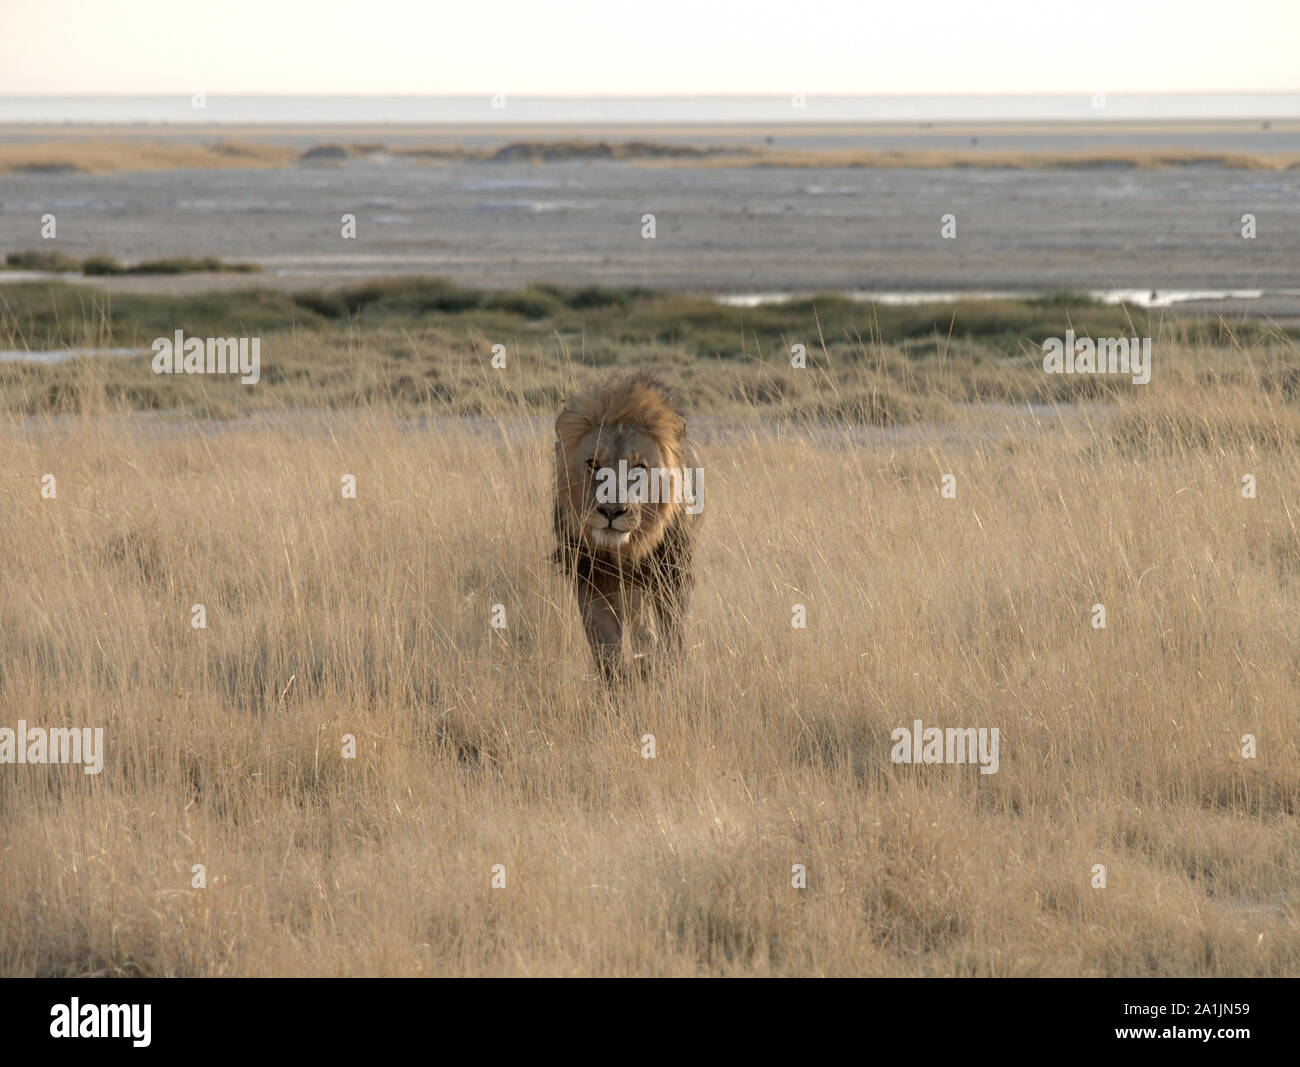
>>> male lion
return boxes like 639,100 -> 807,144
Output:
553,372 -> 702,683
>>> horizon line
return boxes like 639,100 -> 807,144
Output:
4,89 -> 1298,100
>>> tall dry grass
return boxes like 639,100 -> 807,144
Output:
0,359 -> 1297,976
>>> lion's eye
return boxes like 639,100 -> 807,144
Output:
587,458 -> 599,470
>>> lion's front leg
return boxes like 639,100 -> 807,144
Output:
576,581 -> 626,684
648,576 -> 690,661
626,588 -> 665,681
630,602 -> 680,683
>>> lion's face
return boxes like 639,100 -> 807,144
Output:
560,422 -> 677,556
555,376 -> 689,563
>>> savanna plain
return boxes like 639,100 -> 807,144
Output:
0,281 -> 1297,976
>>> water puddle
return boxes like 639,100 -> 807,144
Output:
715,288 -> 1296,308
0,346 -> 145,364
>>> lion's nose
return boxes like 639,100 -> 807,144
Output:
597,505 -> 627,521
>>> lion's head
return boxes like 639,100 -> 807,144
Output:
554,372 -> 695,563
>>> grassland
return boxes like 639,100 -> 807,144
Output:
3,280 -> 1298,421
0,138 -> 298,174
1,285 -> 1298,976
2,136 -> 1298,175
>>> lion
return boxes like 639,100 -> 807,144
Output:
553,372 -> 702,684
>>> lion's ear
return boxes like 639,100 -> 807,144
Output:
555,406 -> 591,451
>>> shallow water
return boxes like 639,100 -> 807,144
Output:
716,288 -> 1295,309
0,346 -> 144,363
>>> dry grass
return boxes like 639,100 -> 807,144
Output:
645,147 -> 1300,171
0,356 -> 1298,976
3,136 -> 1297,175
0,139 -> 297,175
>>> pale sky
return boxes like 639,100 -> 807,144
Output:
2,0 -> 1297,96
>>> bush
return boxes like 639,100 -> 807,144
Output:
82,255 -> 125,275
4,249 -> 81,272
483,288 -> 561,319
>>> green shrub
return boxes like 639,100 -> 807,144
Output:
4,249 -> 81,272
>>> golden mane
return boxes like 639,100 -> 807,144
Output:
556,372 -> 686,463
